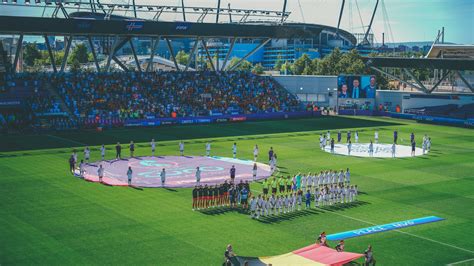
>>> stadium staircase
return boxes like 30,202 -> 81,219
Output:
271,77 -> 307,110
44,80 -> 75,118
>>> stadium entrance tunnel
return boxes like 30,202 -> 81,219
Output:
324,143 -> 427,158
78,156 -> 272,188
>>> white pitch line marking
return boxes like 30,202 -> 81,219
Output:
446,258 -> 474,266
321,209 -> 474,255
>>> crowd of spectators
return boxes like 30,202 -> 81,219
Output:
1,71 -> 302,132
52,71 -> 301,120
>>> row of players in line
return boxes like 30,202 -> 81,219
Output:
193,180 -> 359,218
319,130 -> 431,145
248,185 -> 359,219
261,169 -> 351,193
69,140 -> 276,165
322,135 -> 432,157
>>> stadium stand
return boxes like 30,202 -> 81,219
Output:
404,103 -> 474,119
1,71 -> 302,131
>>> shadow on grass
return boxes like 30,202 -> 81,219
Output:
256,208 -> 325,224
198,207 -> 250,215
129,185 -> 144,191
198,206 -> 327,224
318,200 -> 370,211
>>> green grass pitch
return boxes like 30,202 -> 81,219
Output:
1,116 -> 473,265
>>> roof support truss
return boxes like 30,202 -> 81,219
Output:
44,34 -> 57,73
457,71 -> 474,93
12,34 -> 23,73
228,38 -> 270,71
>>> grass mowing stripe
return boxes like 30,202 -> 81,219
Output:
45,134 -> 88,146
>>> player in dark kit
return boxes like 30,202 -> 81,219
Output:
268,147 -> 274,162
229,185 -> 236,208
347,131 -> 351,142
237,180 -> 244,205
223,180 -> 230,205
213,185 -> 219,208
203,185 -> 209,208
115,142 -> 122,159
192,186 -> 198,210
244,180 -> 251,198
219,184 -> 225,207
69,155 -> 75,175
240,187 -> 249,209
337,131 -> 342,142
230,165 -> 236,183
286,176 -> 292,193
393,130 -> 398,144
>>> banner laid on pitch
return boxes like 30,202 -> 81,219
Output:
235,244 -> 363,266
326,216 -> 444,241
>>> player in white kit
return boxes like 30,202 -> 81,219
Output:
368,141 -> 374,157
256,195 -> 264,218
338,170 -> 344,185
355,131 -> 359,143
232,143 -> 237,159
252,163 -> 258,181
374,130 -> 379,144
391,142 -> 396,158
195,166 -> 201,185
97,164 -> 104,183
347,140 -> 352,155
249,196 -> 257,219
253,145 -> 259,161
179,141 -> 184,156
84,147 -> 90,163
206,142 -> 211,156
422,139 -> 427,154
100,144 -> 106,161
345,168 -> 350,184
79,159 -> 85,177
151,139 -> 156,156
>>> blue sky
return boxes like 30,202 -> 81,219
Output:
1,0 -> 473,44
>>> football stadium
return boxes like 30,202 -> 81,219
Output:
1,0 -> 473,265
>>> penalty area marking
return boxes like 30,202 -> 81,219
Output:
446,258 -> 474,266
320,209 -> 474,255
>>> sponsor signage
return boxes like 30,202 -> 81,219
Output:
125,20 -> 144,31
0,100 -> 21,106
175,22 -> 191,31
230,116 -> 247,122
216,118 -> 229,123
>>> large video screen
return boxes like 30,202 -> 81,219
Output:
337,75 -> 377,99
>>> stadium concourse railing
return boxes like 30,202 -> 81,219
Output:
123,111 -> 321,127
338,109 -> 474,128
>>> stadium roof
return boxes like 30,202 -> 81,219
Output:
0,15 -> 355,43
426,44 -> 474,59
